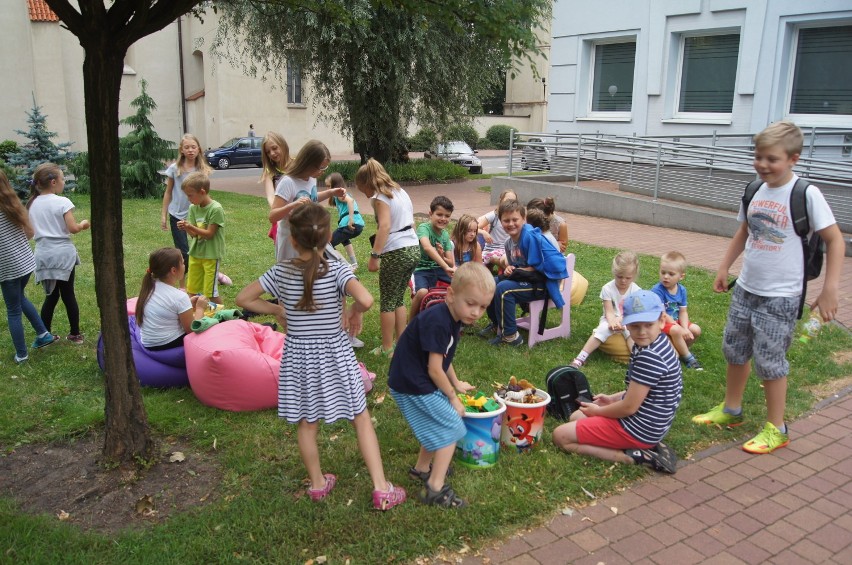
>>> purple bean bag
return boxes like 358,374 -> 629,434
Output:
96,315 -> 189,388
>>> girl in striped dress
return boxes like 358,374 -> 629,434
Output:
236,202 -> 406,510
0,171 -> 58,363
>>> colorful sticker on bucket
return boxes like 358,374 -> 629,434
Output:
499,391 -> 551,454
455,396 -> 506,469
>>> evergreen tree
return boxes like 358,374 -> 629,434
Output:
7,96 -> 74,197
119,79 -> 174,198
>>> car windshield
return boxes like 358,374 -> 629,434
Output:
438,141 -> 473,154
218,138 -> 240,148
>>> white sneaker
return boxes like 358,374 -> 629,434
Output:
349,335 -> 365,348
350,262 -> 358,271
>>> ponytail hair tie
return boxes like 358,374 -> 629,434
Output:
146,268 -> 152,274
313,246 -> 319,252
312,224 -> 318,230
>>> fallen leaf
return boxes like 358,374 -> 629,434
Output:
329,435 -> 339,442
581,486 -> 596,499
581,516 -> 595,523
177,399 -> 184,403
11,375 -> 18,379
134,495 -> 154,515
610,507 -> 618,515
187,469 -> 197,476
561,508 -> 574,516
315,557 -> 327,564
169,451 -> 185,463
213,437 -> 217,450
57,510 -> 70,521
374,393 -> 386,404
347,499 -> 353,506
458,545 -> 470,554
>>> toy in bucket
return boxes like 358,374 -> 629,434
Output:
494,377 -> 551,453
455,392 -> 506,469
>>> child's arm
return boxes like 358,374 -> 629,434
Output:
183,221 -> 220,240
476,215 -> 493,244
419,234 -> 454,276
677,306 -> 695,340
368,200 -> 392,272
269,194 -> 311,223
161,177 -> 174,231
343,278 -> 374,336
63,210 -> 90,234
262,174 -> 276,208
580,383 -> 650,419
556,221 -> 569,253
316,186 -> 346,203
714,222 -> 748,292
236,281 -> 286,327
814,223 -> 844,321
178,295 -> 209,333
472,241 -> 483,264
445,363 -> 474,393
344,194 -> 356,228
427,352 -> 466,417
602,299 -> 622,331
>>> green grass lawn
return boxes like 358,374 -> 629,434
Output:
1,191 -> 850,564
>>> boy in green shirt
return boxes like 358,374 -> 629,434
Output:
177,172 -> 226,305
410,195 -> 455,319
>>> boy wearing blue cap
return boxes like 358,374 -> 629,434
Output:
552,290 -> 683,473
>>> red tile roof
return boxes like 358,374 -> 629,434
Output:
28,0 -> 59,22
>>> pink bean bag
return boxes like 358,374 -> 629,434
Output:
184,320 -> 284,412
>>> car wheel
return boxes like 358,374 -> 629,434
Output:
217,157 -> 231,170
471,167 -> 482,175
521,158 -> 528,171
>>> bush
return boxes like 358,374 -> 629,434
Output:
0,140 -> 18,163
67,152 -> 90,195
446,124 -> 479,149
325,158 -> 468,184
406,128 -> 437,152
477,137 -> 497,150
485,124 -> 514,149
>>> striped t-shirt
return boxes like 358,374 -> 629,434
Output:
0,213 -> 36,282
619,333 -> 683,445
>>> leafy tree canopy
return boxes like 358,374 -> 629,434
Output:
211,0 -> 551,163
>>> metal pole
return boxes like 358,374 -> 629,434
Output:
508,129 -> 515,177
574,134 -> 582,187
653,142 -> 662,201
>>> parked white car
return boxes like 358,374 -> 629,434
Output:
425,140 -> 483,174
520,137 -> 551,171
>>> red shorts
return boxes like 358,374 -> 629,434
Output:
662,321 -> 676,334
575,416 -> 655,450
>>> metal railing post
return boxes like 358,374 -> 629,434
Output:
508,129 -> 515,177
653,142 -> 662,201
574,134 -> 582,187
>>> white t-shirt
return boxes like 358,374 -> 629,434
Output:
373,189 -> 418,253
737,176 -> 836,297
274,175 -> 318,262
482,210 -> 510,251
139,281 -> 193,348
29,194 -> 73,240
165,163 -> 196,220
599,279 -> 642,321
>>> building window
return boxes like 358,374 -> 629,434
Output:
590,41 -> 635,113
676,33 -> 739,114
790,25 -> 852,116
287,60 -> 302,105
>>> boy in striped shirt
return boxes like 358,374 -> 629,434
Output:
552,290 -> 682,473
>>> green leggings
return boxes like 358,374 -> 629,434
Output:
378,245 -> 419,312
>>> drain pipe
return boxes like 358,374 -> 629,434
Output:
177,16 -> 187,133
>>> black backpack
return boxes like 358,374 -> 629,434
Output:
545,366 -> 594,421
742,178 -> 824,319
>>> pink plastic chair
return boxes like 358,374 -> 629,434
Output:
516,254 -> 575,348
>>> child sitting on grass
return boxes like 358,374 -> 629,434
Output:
409,196 -> 456,320
553,290 -> 682,473
571,251 -> 641,367
651,251 -> 703,371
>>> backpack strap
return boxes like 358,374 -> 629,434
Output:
742,179 -> 763,214
790,178 -> 812,319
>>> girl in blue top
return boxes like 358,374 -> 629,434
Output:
326,172 -> 364,269
451,213 -> 482,266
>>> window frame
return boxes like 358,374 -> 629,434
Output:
584,38 -> 637,121
784,23 -> 852,128
286,60 -> 303,106
672,31 -> 740,120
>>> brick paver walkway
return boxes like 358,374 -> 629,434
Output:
215,172 -> 852,564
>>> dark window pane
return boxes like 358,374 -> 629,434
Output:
679,34 -> 739,113
592,42 -> 636,112
791,25 -> 852,115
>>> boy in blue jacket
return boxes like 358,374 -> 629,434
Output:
483,199 -> 568,346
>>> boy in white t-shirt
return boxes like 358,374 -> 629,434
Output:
693,121 -> 844,455
571,251 -> 641,368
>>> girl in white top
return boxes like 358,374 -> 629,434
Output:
269,140 -> 345,262
136,248 -> 208,350
161,134 -> 212,287
477,189 -> 517,268
27,163 -> 90,344
355,158 -> 419,356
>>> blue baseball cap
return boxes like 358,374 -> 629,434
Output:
622,290 -> 664,325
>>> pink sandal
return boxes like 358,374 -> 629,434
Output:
307,474 -> 337,501
372,482 -> 406,511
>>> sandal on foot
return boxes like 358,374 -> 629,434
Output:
369,345 -> 394,358
372,482 -> 407,511
307,473 -> 337,501
407,464 -> 454,483
625,443 -> 678,474
419,483 -> 467,508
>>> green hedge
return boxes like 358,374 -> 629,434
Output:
446,124 -> 479,149
326,158 -> 469,183
486,124 -> 513,149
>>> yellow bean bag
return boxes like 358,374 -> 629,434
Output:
599,333 -> 631,364
570,271 -> 589,306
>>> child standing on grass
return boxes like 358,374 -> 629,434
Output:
0,170 -> 57,363
390,261 -> 495,508
355,158 -> 419,357
409,195 -> 456,320
236,203 -> 406,510
326,172 -> 364,270
136,248 -> 208,350
27,163 -> 90,344
161,134 -> 212,287
260,131 -> 290,242
451,213 -> 482,266
651,251 -> 703,371
694,121 -> 843,455
553,290 -> 681,473
177,173 -> 225,305
269,140 -> 345,262
571,251 -> 641,368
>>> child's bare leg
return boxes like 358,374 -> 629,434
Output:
571,335 -> 602,366
409,289 -> 427,322
425,443 -> 455,493
352,410 -> 390,491
686,323 -> 702,345
762,376 -> 788,429
344,243 -> 357,263
393,306 -> 407,343
667,326 -> 690,357
379,311 -> 395,351
552,421 -> 634,464
413,445 -> 432,475
723,362 -> 751,410
297,419 -> 325,490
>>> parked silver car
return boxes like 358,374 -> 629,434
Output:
520,137 -> 551,171
424,140 -> 483,174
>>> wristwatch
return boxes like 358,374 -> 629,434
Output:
370,251 -> 381,259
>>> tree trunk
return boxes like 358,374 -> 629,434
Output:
82,44 -> 154,463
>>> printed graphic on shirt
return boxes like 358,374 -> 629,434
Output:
747,199 -> 790,252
